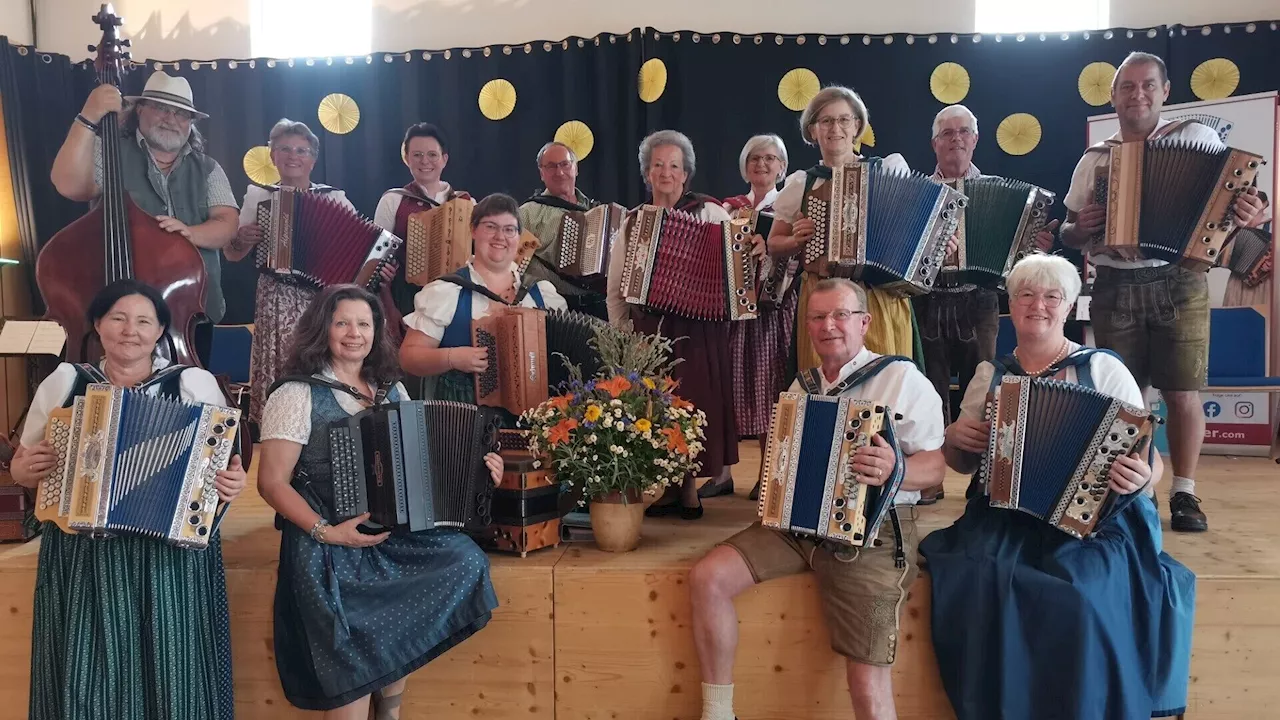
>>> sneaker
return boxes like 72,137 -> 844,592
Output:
1169,492 -> 1208,532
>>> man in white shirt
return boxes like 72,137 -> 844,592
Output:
687,278 -> 945,720
1060,51 -> 1268,532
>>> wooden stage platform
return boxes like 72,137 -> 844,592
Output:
0,446 -> 1276,719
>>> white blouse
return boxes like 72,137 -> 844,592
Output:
771,153 -> 911,225
20,359 -> 228,446
373,182 -> 472,231
402,261 -> 568,341
605,201 -> 734,328
259,366 -> 410,445
237,184 -> 353,228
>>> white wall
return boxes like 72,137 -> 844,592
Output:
18,0 -> 1280,61
0,0 -> 34,46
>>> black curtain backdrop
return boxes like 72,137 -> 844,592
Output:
1,21 -> 1278,323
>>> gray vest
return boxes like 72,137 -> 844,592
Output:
117,138 -> 225,322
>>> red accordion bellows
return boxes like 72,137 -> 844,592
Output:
257,190 -> 399,289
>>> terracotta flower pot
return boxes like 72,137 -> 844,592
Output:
589,489 -> 645,552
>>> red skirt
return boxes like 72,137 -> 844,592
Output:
728,288 -> 798,436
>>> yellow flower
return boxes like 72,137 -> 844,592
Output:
634,418 -> 652,432
642,377 -> 656,390
584,404 -> 603,422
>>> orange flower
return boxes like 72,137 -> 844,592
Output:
596,375 -> 633,398
549,395 -> 572,412
661,376 -> 679,392
671,396 -> 694,411
547,418 -> 579,447
660,425 -> 689,456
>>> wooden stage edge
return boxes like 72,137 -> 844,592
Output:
0,448 -> 1276,719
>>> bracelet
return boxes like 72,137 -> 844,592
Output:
308,518 -> 330,543
75,114 -> 99,132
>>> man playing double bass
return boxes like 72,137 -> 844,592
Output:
50,72 -> 239,363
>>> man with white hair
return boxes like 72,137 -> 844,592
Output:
911,104 -> 1057,504
50,72 -> 239,364
1061,51 -> 1268,532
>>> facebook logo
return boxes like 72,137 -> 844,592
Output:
1204,401 -> 1222,418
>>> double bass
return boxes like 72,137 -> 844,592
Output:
35,4 -> 209,367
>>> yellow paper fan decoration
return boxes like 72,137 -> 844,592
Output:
638,58 -> 667,103
930,62 -> 970,104
478,79 -> 517,120
1191,58 -> 1240,100
243,146 -> 280,186
554,120 -> 595,161
777,68 -> 820,111
1077,62 -> 1116,106
854,122 -> 876,151
996,113 -> 1042,156
317,93 -> 360,134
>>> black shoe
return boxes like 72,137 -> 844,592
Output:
645,499 -> 703,520
698,477 -> 735,499
1169,492 -> 1208,532
748,479 -> 761,502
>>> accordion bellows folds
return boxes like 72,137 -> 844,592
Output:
621,205 -> 760,321
803,162 -> 965,295
1093,138 -> 1265,271
472,306 -> 550,416
37,384 -> 241,549
556,203 -> 627,281
983,376 -> 1157,539
1224,227 -> 1273,288
255,188 -> 401,289
327,400 -> 500,532
941,176 -> 1056,287
759,393 -> 904,547
545,309 -> 608,391
405,198 -> 474,286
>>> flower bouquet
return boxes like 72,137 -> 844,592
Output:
520,322 -> 706,551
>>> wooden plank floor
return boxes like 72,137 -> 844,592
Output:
0,446 -> 1275,718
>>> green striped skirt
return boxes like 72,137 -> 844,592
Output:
28,522 -> 233,720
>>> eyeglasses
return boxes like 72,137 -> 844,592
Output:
748,154 -> 781,165
274,145 -> 314,157
1012,290 -> 1066,308
540,160 -> 574,172
409,151 -> 443,162
815,116 -> 856,130
479,220 -> 521,238
937,127 -> 975,140
805,309 -> 868,323
140,101 -> 193,122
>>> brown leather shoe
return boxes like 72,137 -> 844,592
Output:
917,483 -> 945,506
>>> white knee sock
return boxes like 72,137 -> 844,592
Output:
701,682 -> 735,720
1170,476 -> 1195,497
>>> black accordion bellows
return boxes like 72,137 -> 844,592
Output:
1224,227 -> 1273,287
545,310 -> 607,390
327,400 -> 500,532
1138,141 -> 1230,261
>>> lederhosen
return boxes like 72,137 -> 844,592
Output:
796,354 -> 913,567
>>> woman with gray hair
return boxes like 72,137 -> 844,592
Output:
606,129 -> 738,519
767,85 -> 920,375
920,253 -> 1194,720
225,118 -> 357,425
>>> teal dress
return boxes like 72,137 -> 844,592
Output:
271,379 -> 498,710
28,364 -> 234,720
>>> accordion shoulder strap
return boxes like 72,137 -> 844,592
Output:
798,355 -> 914,396
439,267 -> 543,308
1084,118 -> 1200,156
988,347 -> 1122,393
387,187 -> 440,208
525,193 -> 589,212
67,363 -> 189,401
267,374 -> 392,406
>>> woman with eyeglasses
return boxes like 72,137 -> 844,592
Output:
399,193 -> 566,408
919,253 -> 1195,720
225,119 -> 356,425
767,86 -> 921,375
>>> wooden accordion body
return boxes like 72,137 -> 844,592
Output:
983,376 -> 1157,539
326,400 -> 500,532
471,306 -> 550,416
729,207 -> 791,309
37,384 -> 241,549
470,432 -> 562,557
405,198 -> 474,286
620,205 -> 760,320
1092,138 -> 1265,271
758,393 -> 903,547
255,188 -> 401,290
556,202 -> 627,281
940,176 -> 1055,288
802,162 -> 965,295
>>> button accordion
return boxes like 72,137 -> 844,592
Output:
1092,138 -> 1265,271
983,375 -> 1157,539
1224,227 -> 1273,288
758,393 -> 904,547
472,306 -> 550,416
327,400 -> 500,532
470,433 -> 563,557
556,202 -> 627,282
728,207 -> 791,309
940,176 -> 1055,287
37,384 -> 241,549
803,162 -> 965,295
620,205 -> 760,321
255,188 -> 401,290
405,198 -> 474,286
